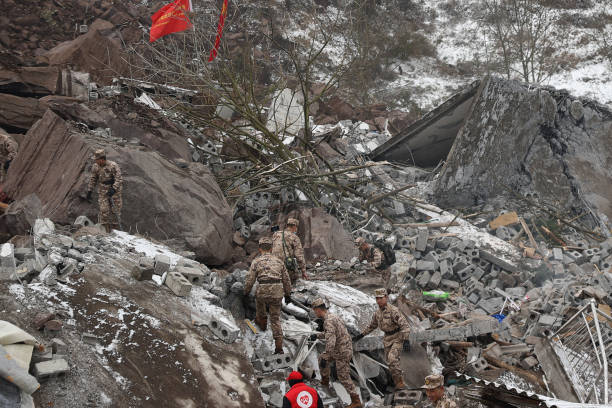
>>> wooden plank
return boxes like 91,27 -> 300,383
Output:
489,211 -> 519,229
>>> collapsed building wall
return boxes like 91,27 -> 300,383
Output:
435,77 -> 612,232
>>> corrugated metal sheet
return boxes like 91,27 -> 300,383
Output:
455,373 -> 612,408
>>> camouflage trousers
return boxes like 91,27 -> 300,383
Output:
319,351 -> 356,395
98,190 -> 122,226
384,339 -> 403,378
256,296 -> 283,340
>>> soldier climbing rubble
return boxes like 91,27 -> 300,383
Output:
310,298 -> 363,408
272,217 -> 307,283
0,132 -> 17,184
422,374 -> 458,408
244,236 -> 292,354
85,149 -> 123,233
355,237 -> 392,286
352,288 -> 410,390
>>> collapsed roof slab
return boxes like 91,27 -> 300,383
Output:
435,77 -> 612,234
371,80 -> 481,167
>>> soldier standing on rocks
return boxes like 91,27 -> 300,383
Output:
272,217 -> 307,283
355,237 -> 389,285
86,149 -> 123,233
422,374 -> 458,408
0,132 -> 17,183
311,298 -> 363,408
244,237 -> 292,354
352,288 -> 410,389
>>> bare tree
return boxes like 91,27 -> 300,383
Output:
122,0 -> 420,226
481,0 -> 559,83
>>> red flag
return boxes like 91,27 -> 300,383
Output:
208,0 -> 228,61
150,0 -> 193,43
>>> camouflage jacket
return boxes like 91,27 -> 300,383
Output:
0,133 -> 17,162
320,313 -> 352,359
244,253 -> 291,299
88,160 -> 123,193
359,245 -> 383,269
436,395 -> 458,408
272,229 -> 306,273
362,304 -> 410,347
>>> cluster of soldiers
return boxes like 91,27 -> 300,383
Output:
245,222 -> 457,408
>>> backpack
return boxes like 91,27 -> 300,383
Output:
373,239 -> 396,269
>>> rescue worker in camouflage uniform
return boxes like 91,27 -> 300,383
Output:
86,149 -> 123,233
311,298 -> 362,408
244,237 -> 292,354
0,132 -> 17,184
355,237 -> 389,285
422,374 -> 458,408
352,288 -> 410,389
272,217 -> 307,283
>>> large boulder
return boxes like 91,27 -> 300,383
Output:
3,110 -> 233,264
0,67 -> 61,97
0,194 -> 42,242
435,77 -> 612,232
277,207 -> 358,261
0,93 -> 47,132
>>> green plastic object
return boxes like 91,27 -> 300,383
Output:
422,290 -> 450,300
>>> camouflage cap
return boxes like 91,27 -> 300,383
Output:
422,374 -> 444,389
286,218 -> 299,227
374,288 -> 388,298
258,237 -> 273,248
311,298 -> 326,309
354,237 -> 366,246
93,149 -> 106,160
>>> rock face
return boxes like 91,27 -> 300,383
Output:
279,207 -> 358,261
3,110 -> 233,264
0,93 -> 47,131
435,77 -> 612,232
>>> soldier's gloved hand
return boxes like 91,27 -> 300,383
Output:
86,191 -> 92,201
284,295 -> 292,305
352,333 -> 364,342
107,187 -> 116,197
309,333 -> 318,342
403,341 -> 411,352
4,160 -> 10,170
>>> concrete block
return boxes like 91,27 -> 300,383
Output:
416,260 -> 435,271
203,315 -> 240,344
394,389 -> 422,404
253,352 -> 293,372
478,297 -> 504,314
468,357 -> 488,372
551,247 -> 563,261
440,279 -> 459,292
415,227 -> 428,252
31,349 -> 53,364
467,293 -> 480,304
176,265 -> 206,285
416,271 -> 431,288
81,333 -> 101,345
14,247 -> 34,262
456,266 -> 473,282
538,314 -> 557,327
521,356 -> 539,369
479,250 -> 518,273
439,259 -> 452,279
472,267 -> 485,281
452,258 -> 470,273
423,252 -> 440,270
0,243 -> 16,280
154,254 -> 171,275
33,359 -> 69,380
50,338 -> 67,355
39,265 -> 57,286
439,250 -> 456,261
165,271 -> 192,297
426,271 -> 441,290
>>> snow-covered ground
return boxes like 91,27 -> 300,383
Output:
283,0 -> 612,110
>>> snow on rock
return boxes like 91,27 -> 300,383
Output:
108,230 -> 184,267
